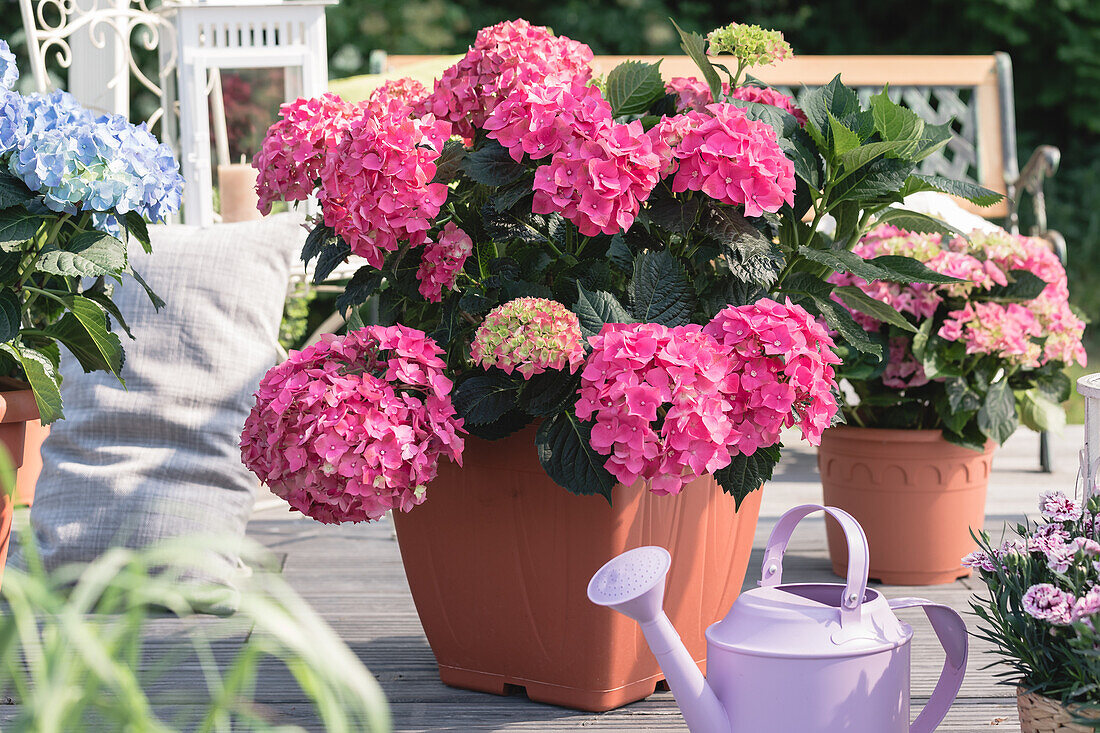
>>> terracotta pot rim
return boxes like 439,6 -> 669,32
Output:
0,388 -> 38,425
823,425 -> 994,449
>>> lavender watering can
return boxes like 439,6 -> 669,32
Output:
587,504 -> 968,733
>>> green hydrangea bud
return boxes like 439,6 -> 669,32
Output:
706,23 -> 792,68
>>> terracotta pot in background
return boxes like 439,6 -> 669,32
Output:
393,425 -> 761,712
0,388 -> 40,586
15,419 -> 48,507
1017,687 -> 1100,732
818,426 -> 993,586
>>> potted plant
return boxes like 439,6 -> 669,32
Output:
0,41 -> 182,578
966,492 -> 1100,732
244,18 -> 996,710
821,224 -> 1086,585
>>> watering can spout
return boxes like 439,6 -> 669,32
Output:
587,547 -> 730,733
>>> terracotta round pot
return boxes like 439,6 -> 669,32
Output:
393,424 -> 761,712
0,388 -> 40,588
818,426 -> 993,586
14,419 -> 48,507
1018,688 -> 1100,732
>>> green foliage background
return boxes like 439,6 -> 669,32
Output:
1,0 -> 1096,341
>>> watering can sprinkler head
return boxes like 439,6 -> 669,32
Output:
587,546 -> 670,624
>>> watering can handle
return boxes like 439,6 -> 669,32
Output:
889,598 -> 969,733
760,504 -> 869,626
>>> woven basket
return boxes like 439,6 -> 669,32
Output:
1018,688 -> 1100,732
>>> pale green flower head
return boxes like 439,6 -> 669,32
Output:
707,23 -> 792,68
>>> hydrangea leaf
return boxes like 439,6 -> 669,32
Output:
123,212 -> 152,254
628,250 -> 694,326
452,370 -> 521,426
1,343 -> 62,424
312,236 -> 352,285
1018,387 -> 1066,434
606,60 -> 665,117
714,445 -> 780,509
574,283 -> 634,338
36,231 -> 127,278
872,208 -> 965,239
461,141 -> 525,187
977,379 -> 1017,445
832,285 -> 917,332
0,170 -> 35,210
670,20 -> 722,107
39,294 -> 125,379
799,75 -> 860,146
984,269 -> 1048,302
0,291 -> 18,344
0,209 -> 46,249
302,223 -> 334,264
904,174 -> 1004,207
535,411 -> 616,502
705,206 -> 783,287
335,266 -> 385,317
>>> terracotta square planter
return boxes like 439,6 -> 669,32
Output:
392,425 -> 761,712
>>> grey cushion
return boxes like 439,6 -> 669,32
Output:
10,213 -> 304,613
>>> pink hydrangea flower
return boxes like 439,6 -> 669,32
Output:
366,77 -> 430,117
938,302 -> 1044,368
576,322 -> 746,495
1040,490 -> 1083,522
666,77 -> 727,112
240,326 -> 464,524
1022,583 -> 1075,625
484,78 -> 611,163
881,337 -> 929,389
426,19 -> 593,140
417,222 -> 473,302
730,85 -> 807,124
666,103 -> 795,217
470,297 -> 586,379
703,297 -> 841,449
318,107 -> 451,267
253,93 -> 366,214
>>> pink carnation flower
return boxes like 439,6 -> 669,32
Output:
1072,586 -> 1100,623
426,19 -> 593,140
666,103 -> 795,217
1022,583 -> 1075,625
417,222 -> 473,302
318,107 -> 451,268
253,93 -> 366,214
1040,490 -> 1083,522
961,550 -> 996,572
470,297 -> 586,379
240,326 -> 464,524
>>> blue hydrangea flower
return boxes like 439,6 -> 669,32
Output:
1,88 -> 183,224
0,40 -> 17,92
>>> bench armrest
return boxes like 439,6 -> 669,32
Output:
1006,144 -> 1061,241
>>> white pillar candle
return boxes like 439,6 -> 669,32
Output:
217,163 -> 263,223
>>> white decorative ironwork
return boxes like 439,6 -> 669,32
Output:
1079,374 -> 1100,497
19,0 -> 178,136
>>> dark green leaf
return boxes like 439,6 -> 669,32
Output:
869,254 -> 965,284
985,270 -> 1048,302
0,170 -> 35,210
942,422 -> 988,452
671,19 -> 723,105
833,285 -> 917,332
535,411 -> 617,501
345,304 -> 366,331
461,141 -> 526,186
312,237 -> 352,285
839,140 -> 915,172
0,291 -> 18,343
828,113 -> 861,156
2,343 -> 62,425
452,371 -> 520,426
335,267 -> 385,316
801,291 -> 882,357
0,209 -> 45,248
432,139 -> 466,184
574,284 -> 634,338
628,250 -> 694,326
302,223 -> 334,264
464,408 -> 531,440
126,268 -> 165,311
714,445 -> 780,509
873,208 -> 965,238
520,368 -> 582,417
829,156 -> 913,202
869,88 -> 924,145
647,194 -> 701,236
946,378 -> 982,413
977,379 -> 1018,445
799,75 -> 860,142
36,231 -> 127,278
908,174 -> 1004,207
606,234 -> 634,272
705,206 -> 784,288
82,285 -> 134,339
1018,388 -> 1066,434
124,212 -> 152,254
491,179 -> 533,212
797,245 -> 960,285
606,60 -> 665,116
40,294 -> 124,378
